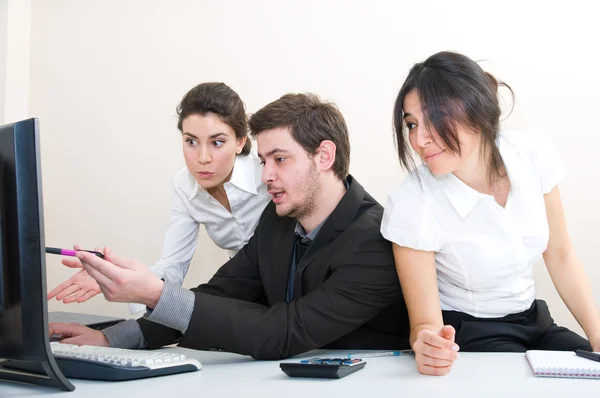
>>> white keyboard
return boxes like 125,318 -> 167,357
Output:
45,342 -> 202,381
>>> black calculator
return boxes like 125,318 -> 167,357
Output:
280,358 -> 366,379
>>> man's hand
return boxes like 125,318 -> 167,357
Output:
77,247 -> 164,308
49,322 -> 110,347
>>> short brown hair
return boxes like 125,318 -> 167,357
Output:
177,82 -> 251,155
249,93 -> 350,180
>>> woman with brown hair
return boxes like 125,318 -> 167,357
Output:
48,82 -> 270,313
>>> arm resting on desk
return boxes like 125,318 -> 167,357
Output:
140,227 -> 401,360
137,223 -> 267,348
103,282 -> 195,349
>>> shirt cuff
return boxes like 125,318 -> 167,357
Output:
144,281 -> 195,334
102,319 -> 148,349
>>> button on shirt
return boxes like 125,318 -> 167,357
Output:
381,130 -> 565,318
152,151 -> 270,284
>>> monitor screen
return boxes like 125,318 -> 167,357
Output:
0,118 -> 48,360
0,118 -> 73,391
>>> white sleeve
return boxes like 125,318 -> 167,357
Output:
129,188 -> 200,315
381,182 -> 442,252
533,130 -> 566,194
149,189 -> 200,286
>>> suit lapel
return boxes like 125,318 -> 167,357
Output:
293,176 -> 366,295
269,216 -> 297,303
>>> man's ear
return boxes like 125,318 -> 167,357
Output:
315,140 -> 337,172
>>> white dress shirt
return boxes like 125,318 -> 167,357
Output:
381,129 -> 565,318
129,152 -> 270,314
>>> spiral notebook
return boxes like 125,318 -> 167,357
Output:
526,350 -> 600,379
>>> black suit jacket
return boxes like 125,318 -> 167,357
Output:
138,176 -> 410,359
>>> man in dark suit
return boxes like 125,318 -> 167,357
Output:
49,93 -> 410,359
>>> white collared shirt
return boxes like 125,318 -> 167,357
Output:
150,151 -> 270,285
381,129 -> 565,318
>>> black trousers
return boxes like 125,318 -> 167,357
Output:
442,300 -> 591,352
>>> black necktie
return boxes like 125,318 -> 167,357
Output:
295,238 -> 310,264
287,236 -> 311,303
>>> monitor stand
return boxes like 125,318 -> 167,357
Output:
0,354 -> 74,391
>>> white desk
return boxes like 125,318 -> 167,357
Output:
1,348 -> 595,397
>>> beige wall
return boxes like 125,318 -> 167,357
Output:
18,0 -> 600,335
0,0 -> 31,124
0,1 -> 6,124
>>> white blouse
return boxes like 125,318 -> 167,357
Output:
129,152 -> 270,314
381,129 -> 565,318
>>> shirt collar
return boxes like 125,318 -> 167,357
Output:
295,217 -> 327,243
228,153 -> 259,195
187,153 -> 258,200
439,172 -> 481,219
440,132 -> 533,219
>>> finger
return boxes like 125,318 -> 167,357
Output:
80,261 -> 114,287
98,248 -> 135,270
48,325 -> 58,336
48,322 -> 83,337
417,341 -> 459,361
77,252 -> 123,280
93,246 -> 108,258
60,330 -> 106,347
419,330 -> 459,351
55,284 -> 81,301
60,333 -> 96,346
62,289 -> 87,304
110,252 -> 134,269
418,363 -> 453,376
47,279 -> 74,300
73,244 -> 82,250
419,352 -> 456,367
414,338 -> 459,361
77,290 -> 99,303
62,257 -> 84,269
103,247 -> 125,268
103,247 -> 116,263
60,336 -> 85,345
439,325 -> 456,341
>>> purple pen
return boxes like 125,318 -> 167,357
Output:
45,247 -> 104,259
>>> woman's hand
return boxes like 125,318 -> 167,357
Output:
413,325 -> 460,376
47,245 -> 103,303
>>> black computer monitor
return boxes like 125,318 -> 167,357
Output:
0,118 -> 74,391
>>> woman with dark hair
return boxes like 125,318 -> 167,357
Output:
48,83 -> 270,312
381,51 -> 600,375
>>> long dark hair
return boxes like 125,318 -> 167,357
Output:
393,51 -> 513,186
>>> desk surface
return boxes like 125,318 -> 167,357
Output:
1,347 -> 596,397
